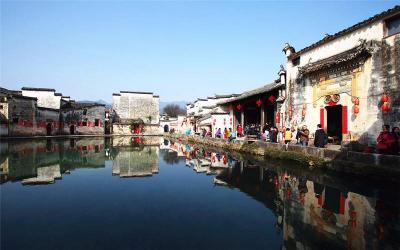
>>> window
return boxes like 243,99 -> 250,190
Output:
292,57 -> 300,66
83,109 -> 87,115
386,15 -> 400,36
13,117 -> 18,124
95,119 -> 99,126
82,119 -> 88,126
0,105 -> 3,109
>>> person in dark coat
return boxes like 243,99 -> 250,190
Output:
314,124 -> 328,148
269,127 -> 277,143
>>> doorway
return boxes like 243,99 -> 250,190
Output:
244,107 -> 261,126
164,124 -> 169,132
70,125 -> 75,135
46,123 -> 52,136
326,105 -> 342,141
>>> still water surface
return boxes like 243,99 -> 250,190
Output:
1,137 -> 399,250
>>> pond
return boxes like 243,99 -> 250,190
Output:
1,137 -> 399,250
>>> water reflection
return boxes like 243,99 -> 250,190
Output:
0,136 -> 162,184
161,140 -> 400,250
1,137 -> 399,250
111,146 -> 159,177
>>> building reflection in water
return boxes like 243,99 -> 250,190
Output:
169,140 -> 399,250
1,138 -> 398,249
0,136 -> 163,183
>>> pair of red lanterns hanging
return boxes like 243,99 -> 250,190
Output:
381,94 -> 390,112
353,97 -> 360,115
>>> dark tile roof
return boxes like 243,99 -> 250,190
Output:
21,87 -> 56,92
62,101 -> 105,110
218,81 -> 284,105
37,106 -> 60,112
0,87 -> 37,100
120,91 -> 153,95
55,92 -> 62,96
298,40 -> 373,75
289,5 -> 400,60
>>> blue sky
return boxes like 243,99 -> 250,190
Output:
1,1 -> 397,102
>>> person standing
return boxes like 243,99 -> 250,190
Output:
237,124 -> 243,137
299,125 -> 310,146
392,127 -> 400,155
314,124 -> 328,148
270,127 -> 277,143
284,128 -> 292,145
377,125 -> 396,154
215,128 -> 222,138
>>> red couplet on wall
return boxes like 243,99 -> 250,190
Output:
342,106 -> 348,134
320,108 -> 324,128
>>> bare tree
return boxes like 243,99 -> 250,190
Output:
163,104 -> 186,117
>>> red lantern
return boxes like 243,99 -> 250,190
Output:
236,104 -> 242,110
381,102 -> 390,112
302,104 -> 306,118
353,97 -> 360,105
288,106 -> 293,119
268,95 -> 276,103
381,94 -> 389,103
275,112 -> 280,124
353,105 -> 359,114
256,99 -> 263,107
227,104 -> 233,110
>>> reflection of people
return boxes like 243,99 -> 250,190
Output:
314,124 -> 328,148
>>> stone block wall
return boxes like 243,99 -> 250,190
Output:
113,92 -> 159,125
60,105 -> 105,135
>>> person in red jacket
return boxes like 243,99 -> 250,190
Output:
376,125 -> 396,154
237,124 -> 243,137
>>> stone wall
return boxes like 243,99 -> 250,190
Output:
112,124 -> 161,135
22,89 -> 61,109
7,96 -> 37,137
165,133 -> 400,178
35,107 -> 60,136
60,105 -> 105,135
113,92 -> 159,124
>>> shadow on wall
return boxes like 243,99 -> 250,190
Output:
349,36 -> 400,151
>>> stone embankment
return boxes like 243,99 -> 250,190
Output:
165,133 -> 400,179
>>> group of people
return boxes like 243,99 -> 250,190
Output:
203,123 -> 400,155
256,124 -> 327,147
377,125 -> 399,155
214,127 -> 237,142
